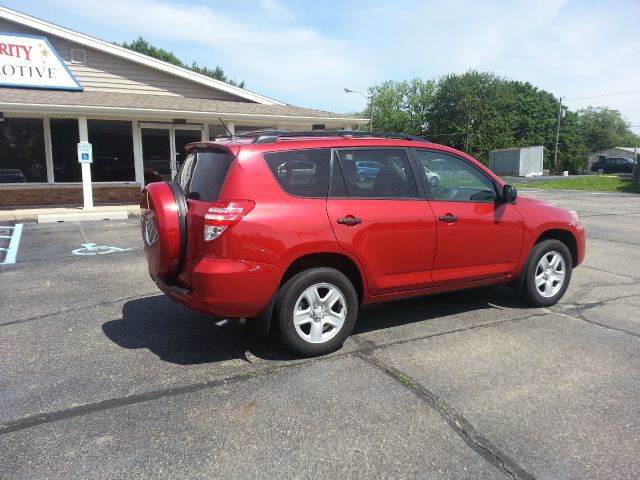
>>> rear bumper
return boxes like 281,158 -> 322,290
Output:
153,257 -> 283,318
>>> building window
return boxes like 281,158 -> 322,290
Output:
208,124 -> 229,139
88,120 -> 135,182
0,118 -> 46,183
51,119 -> 81,182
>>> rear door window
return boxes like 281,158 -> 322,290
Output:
263,148 -> 331,197
174,150 -> 234,201
331,149 -> 418,199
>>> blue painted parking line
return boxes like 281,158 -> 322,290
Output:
0,223 -> 23,265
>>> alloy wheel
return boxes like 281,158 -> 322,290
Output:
534,251 -> 566,298
293,282 -> 347,343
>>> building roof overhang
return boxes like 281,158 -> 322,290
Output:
0,89 -> 368,126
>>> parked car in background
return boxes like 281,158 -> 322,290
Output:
140,131 -> 585,357
424,166 -> 440,185
355,160 -> 383,181
591,157 -> 634,174
0,168 -> 27,183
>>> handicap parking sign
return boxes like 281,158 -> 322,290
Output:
77,142 -> 93,164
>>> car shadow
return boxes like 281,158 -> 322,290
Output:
353,284 -> 526,335
102,295 -> 296,365
102,286 -> 527,365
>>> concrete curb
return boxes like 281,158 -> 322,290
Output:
0,205 -> 140,223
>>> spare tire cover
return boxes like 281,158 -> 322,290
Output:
140,181 -> 187,279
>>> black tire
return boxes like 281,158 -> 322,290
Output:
275,267 -> 358,357
515,239 -> 572,307
166,181 -> 188,278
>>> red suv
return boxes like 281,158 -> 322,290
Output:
141,131 -> 585,356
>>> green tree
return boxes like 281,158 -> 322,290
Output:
425,70 -> 505,161
117,37 -> 245,88
365,71 -> 640,173
576,106 -> 639,152
369,79 -> 436,135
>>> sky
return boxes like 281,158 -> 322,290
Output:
4,0 -> 640,133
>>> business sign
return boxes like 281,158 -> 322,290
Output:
0,33 -> 82,91
77,142 -> 93,163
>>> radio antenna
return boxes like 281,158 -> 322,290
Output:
218,118 -> 234,137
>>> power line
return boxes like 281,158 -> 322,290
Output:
565,90 -> 640,101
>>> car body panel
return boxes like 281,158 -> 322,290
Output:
428,200 -> 524,284
326,198 -> 437,295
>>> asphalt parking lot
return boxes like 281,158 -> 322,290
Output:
1,189 -> 640,479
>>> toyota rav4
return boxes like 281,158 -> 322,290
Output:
140,131 -> 585,357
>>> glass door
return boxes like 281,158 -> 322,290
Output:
140,125 -> 203,185
141,127 -> 171,184
174,128 -> 203,171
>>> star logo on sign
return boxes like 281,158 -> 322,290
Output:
41,48 -> 49,57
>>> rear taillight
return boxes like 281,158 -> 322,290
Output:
203,200 -> 255,241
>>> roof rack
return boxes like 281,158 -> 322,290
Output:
241,130 -> 429,144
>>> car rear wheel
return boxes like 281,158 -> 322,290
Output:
597,168 -> 604,174
275,267 -> 358,357
515,239 -> 572,307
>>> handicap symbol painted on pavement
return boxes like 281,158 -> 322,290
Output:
72,243 -> 132,256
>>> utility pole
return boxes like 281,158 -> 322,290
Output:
553,97 -> 563,173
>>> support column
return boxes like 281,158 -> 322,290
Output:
132,120 -> 144,187
78,116 -> 94,210
43,117 -> 54,184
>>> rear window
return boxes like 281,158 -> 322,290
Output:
174,151 -> 234,201
332,149 -> 419,199
263,148 -> 331,197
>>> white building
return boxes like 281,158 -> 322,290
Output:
0,7 -> 366,208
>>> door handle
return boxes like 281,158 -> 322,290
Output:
337,217 -> 362,225
438,214 -> 459,223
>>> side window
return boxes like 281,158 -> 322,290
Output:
414,149 -> 497,202
263,148 -> 331,198
332,149 -> 418,199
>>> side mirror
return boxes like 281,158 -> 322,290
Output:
502,184 -> 517,203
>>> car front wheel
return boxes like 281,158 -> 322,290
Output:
275,267 -> 358,357
515,239 -> 572,307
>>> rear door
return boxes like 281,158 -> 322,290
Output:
413,149 -> 523,285
173,147 -> 236,287
326,148 -> 437,295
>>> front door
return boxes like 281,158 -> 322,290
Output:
326,148 -> 437,296
141,125 -> 203,185
413,149 -> 524,285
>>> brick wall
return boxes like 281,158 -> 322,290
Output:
0,185 -> 141,208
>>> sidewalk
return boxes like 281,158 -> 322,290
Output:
0,205 -> 140,223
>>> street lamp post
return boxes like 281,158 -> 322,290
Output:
344,88 -> 373,132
